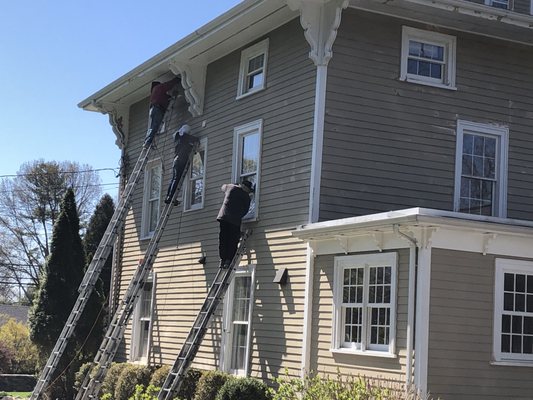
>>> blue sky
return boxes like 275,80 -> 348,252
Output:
0,0 -> 241,196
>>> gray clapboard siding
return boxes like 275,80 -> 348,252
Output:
308,249 -> 409,381
113,17 -> 315,375
428,249 -> 533,399
320,9 -> 533,222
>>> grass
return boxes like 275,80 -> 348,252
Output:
0,392 -> 32,399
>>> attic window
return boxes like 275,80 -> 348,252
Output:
237,39 -> 269,99
485,0 -> 511,9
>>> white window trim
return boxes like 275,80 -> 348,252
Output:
232,119 -> 262,222
453,120 -> 509,218
130,273 -> 156,364
183,137 -> 208,212
141,158 -> 162,240
493,259 -> 533,366
331,252 -> 398,358
221,264 -> 256,376
236,38 -> 269,99
400,26 -> 457,90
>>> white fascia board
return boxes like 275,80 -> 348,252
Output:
293,208 -> 533,243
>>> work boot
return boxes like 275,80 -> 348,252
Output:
143,135 -> 154,148
164,196 -> 171,204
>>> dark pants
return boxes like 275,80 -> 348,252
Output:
218,220 -> 241,264
165,154 -> 191,201
144,105 -> 165,146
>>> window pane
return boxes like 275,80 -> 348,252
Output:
517,275 -> 526,292
191,150 -> 204,178
230,323 -> 248,370
501,334 -> 511,352
232,276 -> 251,322
247,72 -> 264,90
505,273 -> 515,291
502,314 -> 511,333
190,179 -> 203,206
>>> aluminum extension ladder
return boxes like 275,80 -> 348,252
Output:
158,229 -> 252,400
30,144 -> 154,400
75,146 -> 197,400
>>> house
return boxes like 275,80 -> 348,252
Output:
79,0 -> 533,398
0,304 -> 29,325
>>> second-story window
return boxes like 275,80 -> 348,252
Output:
141,159 -> 162,238
400,26 -> 456,90
233,120 -> 262,220
454,120 -> 508,217
184,138 -> 207,211
485,0 -> 511,9
237,39 -> 269,99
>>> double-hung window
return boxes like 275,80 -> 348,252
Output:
485,0 -> 511,9
233,120 -> 262,220
131,274 -> 155,363
400,26 -> 456,89
454,120 -> 508,217
237,39 -> 269,98
332,252 -> 397,357
184,138 -> 207,211
493,259 -> 533,365
141,159 -> 162,238
222,265 -> 255,375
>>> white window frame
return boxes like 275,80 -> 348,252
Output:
236,39 -> 269,99
130,273 -> 156,364
332,252 -> 398,358
141,159 -> 162,239
184,137 -> 208,211
400,26 -> 457,90
221,264 -> 256,376
485,0 -> 511,10
493,259 -> 533,366
232,120 -> 262,221
454,120 -> 509,218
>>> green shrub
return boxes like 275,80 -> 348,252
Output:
128,384 -> 160,400
115,364 -> 152,400
74,362 -> 94,392
100,362 -> 129,399
149,365 -> 171,388
0,317 -> 38,373
216,377 -> 271,400
194,370 -> 232,400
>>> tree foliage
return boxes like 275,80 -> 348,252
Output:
0,316 -> 38,373
78,193 -> 115,362
0,160 -> 101,301
28,188 -> 86,399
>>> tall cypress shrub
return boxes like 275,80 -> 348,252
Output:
79,193 -> 115,361
29,188 -> 86,399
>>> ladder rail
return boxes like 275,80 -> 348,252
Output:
29,145 -> 152,400
76,147 -> 196,400
157,230 -> 252,400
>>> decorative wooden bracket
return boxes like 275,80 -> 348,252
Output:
91,100 -> 129,149
334,235 -> 349,254
287,0 -> 348,66
483,233 -> 497,256
169,59 -> 206,117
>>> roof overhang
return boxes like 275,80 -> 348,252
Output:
78,0 -> 297,114
293,208 -> 533,258
349,0 -> 533,46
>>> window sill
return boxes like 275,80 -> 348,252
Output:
183,204 -> 204,213
140,233 -> 154,241
330,348 -> 397,359
236,87 -> 265,100
491,360 -> 533,367
400,77 -> 457,91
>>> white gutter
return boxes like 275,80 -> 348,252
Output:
393,224 -> 417,387
403,0 -> 533,29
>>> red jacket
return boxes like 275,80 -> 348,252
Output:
150,77 -> 180,109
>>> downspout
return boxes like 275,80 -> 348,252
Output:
287,0 -> 348,378
393,224 -> 417,387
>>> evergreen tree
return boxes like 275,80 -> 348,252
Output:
79,193 -> 115,361
29,188 -> 86,399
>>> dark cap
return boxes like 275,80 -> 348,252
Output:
241,180 -> 255,193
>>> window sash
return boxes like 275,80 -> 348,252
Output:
142,162 -> 162,237
233,120 -> 262,220
237,39 -> 269,98
401,26 -> 456,89
454,121 -> 508,218
185,140 -> 207,210
494,260 -> 533,363
334,253 -> 397,355
132,275 -> 155,362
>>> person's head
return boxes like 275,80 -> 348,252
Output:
174,124 -> 191,140
240,180 -> 255,194
150,81 -> 161,92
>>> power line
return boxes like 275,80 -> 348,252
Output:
0,167 -> 120,179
